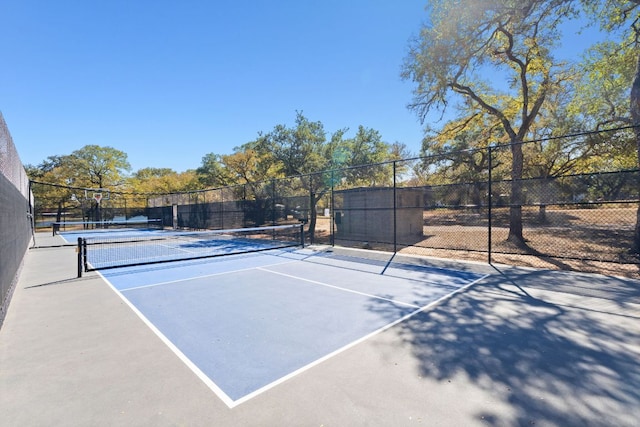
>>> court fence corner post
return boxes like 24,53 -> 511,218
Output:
77,237 -> 83,278
487,144 -> 493,265
393,160 -> 397,254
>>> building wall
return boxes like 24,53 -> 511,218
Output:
334,187 -> 423,245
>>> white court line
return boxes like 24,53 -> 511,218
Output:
256,266 -> 421,309
97,270 -> 237,408
102,256 -> 491,409
299,256 -> 475,289
157,241 -> 198,254
117,259 -> 299,292
231,271 -> 492,407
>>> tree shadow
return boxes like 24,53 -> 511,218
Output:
367,267 -> 640,426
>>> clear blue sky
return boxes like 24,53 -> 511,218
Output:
1,0 -> 429,172
1,1 -> 606,173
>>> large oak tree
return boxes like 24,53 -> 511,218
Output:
580,0 -> 640,252
403,0 -> 577,246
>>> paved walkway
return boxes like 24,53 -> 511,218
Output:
1,232 -> 640,426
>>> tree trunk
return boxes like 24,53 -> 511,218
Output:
537,177 -> 549,223
507,140 -> 525,246
538,205 -> 547,223
631,53 -> 640,254
308,205 -> 316,244
56,200 -> 63,223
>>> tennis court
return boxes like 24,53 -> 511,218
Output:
3,228 -> 640,426
58,225 -> 487,407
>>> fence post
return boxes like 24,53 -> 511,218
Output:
220,189 -> 224,230
271,179 -> 276,226
309,174 -> 314,245
330,170 -> 335,246
488,145 -> 493,264
242,184 -> 247,228
77,237 -> 83,278
28,180 -> 36,247
393,161 -> 397,253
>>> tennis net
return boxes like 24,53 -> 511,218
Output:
54,219 -> 163,236
77,224 -> 304,275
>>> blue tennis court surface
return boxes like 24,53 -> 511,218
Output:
94,246 -> 487,407
61,225 -> 304,270
58,227 -> 166,242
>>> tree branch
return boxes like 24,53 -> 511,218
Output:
450,81 -> 518,141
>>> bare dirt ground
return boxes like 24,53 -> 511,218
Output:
311,207 -> 640,279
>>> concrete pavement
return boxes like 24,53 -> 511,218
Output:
1,232 -> 639,426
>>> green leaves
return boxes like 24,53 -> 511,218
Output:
403,0 -> 576,133
69,145 -> 131,189
28,145 -> 130,190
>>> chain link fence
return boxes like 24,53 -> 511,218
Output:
141,127 -> 640,275
0,112 -> 32,326
30,181 -> 152,232
29,126 -> 640,276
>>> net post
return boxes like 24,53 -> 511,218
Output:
83,238 -> 89,273
77,237 -> 83,278
300,223 -> 305,248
